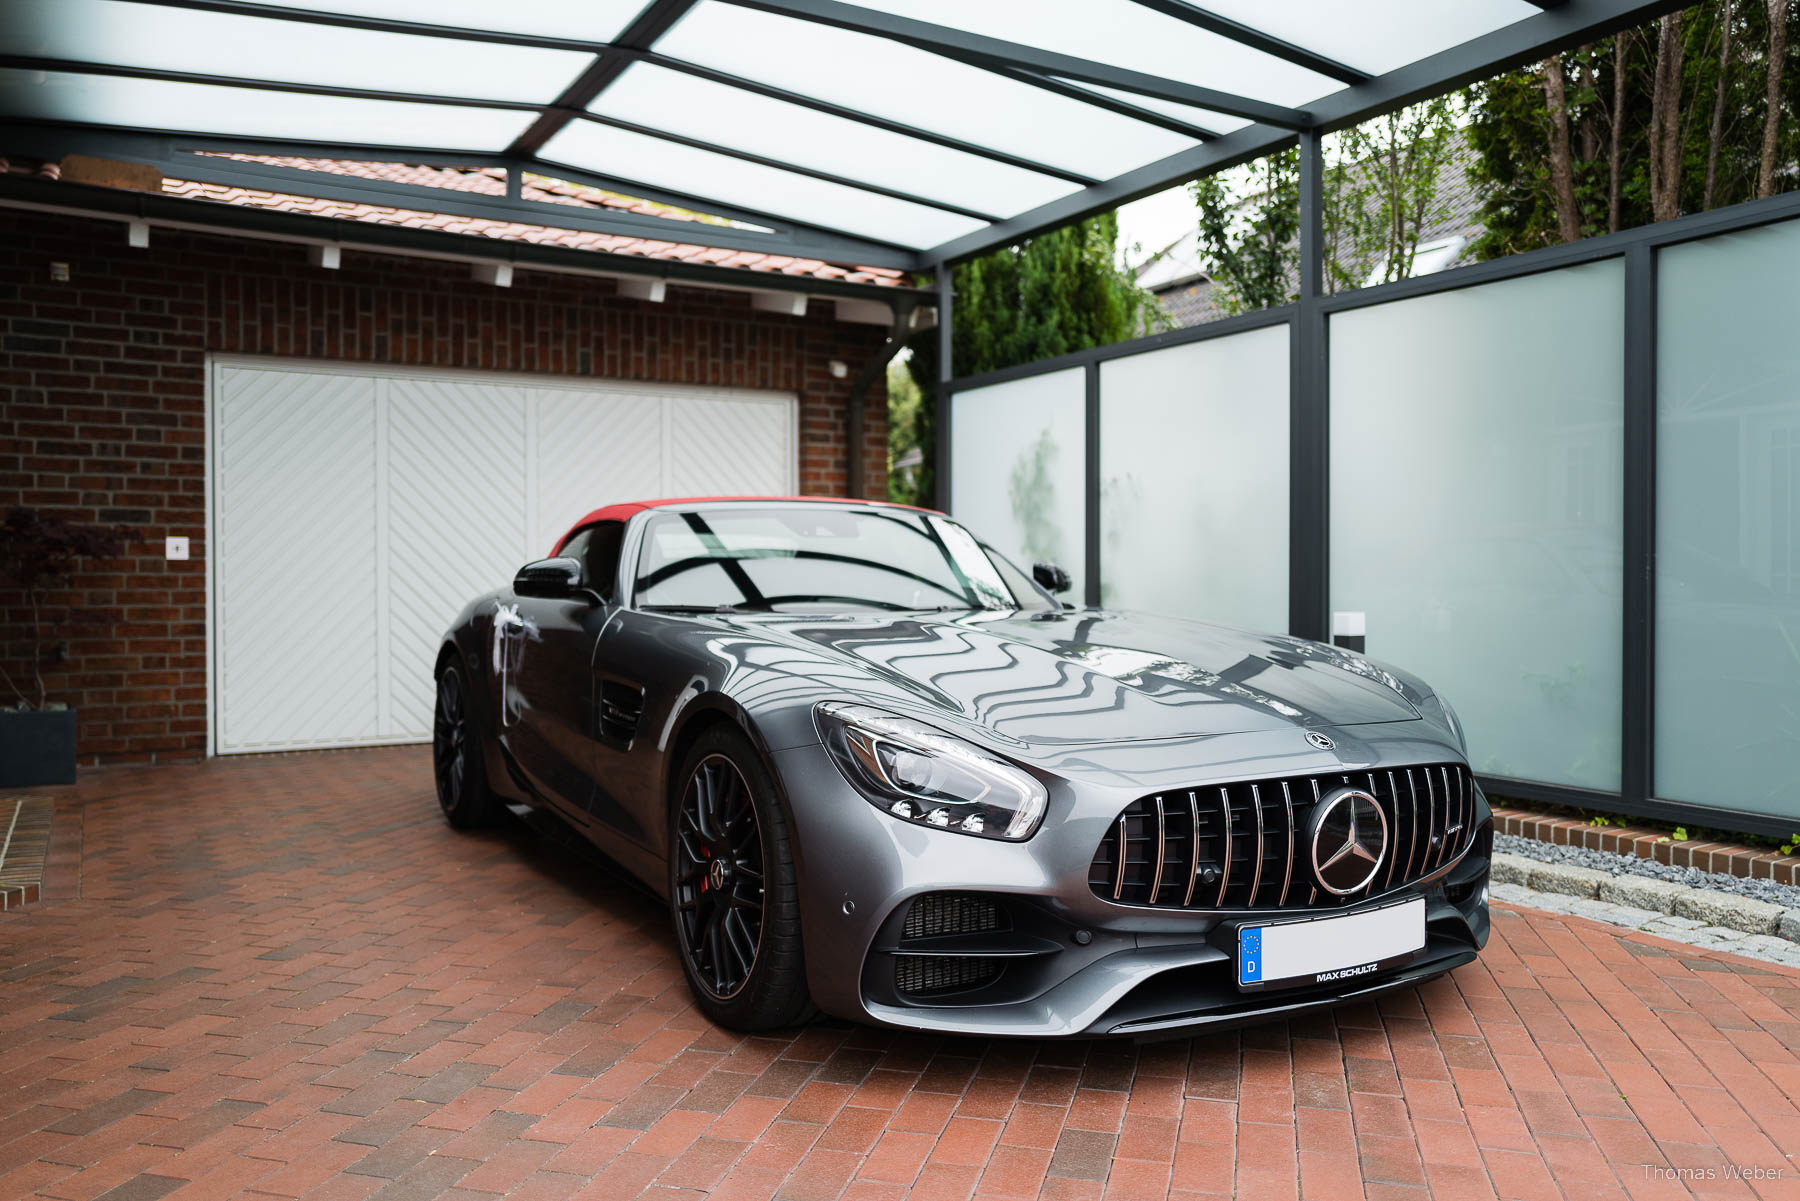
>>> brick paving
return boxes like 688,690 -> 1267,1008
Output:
4,748 -> 1800,1201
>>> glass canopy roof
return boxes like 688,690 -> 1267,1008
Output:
0,0 -> 1658,267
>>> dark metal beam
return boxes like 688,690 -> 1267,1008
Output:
0,122 -> 927,269
61,0 -> 1100,190
527,152 -> 924,258
934,263 -> 954,513
507,0 -> 696,158
1083,362 -> 1101,608
639,53 -> 1100,187
0,170 -> 932,303
1123,0 -> 1370,86
8,58 -> 1040,243
921,0 -> 1690,264
845,298 -> 917,499
1620,242 -> 1656,812
1289,129 -> 1327,643
573,113 -> 1003,223
973,62 -> 1221,142
719,0 -> 1310,129
924,121 -> 1292,266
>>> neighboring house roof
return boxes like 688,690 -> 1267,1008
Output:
1145,127 -> 1487,329
1,154 -> 909,287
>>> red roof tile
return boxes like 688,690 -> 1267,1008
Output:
5,153 -> 910,287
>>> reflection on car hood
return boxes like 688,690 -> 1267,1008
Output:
717,608 -> 1424,748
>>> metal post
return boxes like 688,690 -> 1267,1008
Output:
934,262 -> 953,512
1289,128 -> 1328,642
1620,242 -> 1657,810
845,301 -> 915,500
1084,361 -> 1101,607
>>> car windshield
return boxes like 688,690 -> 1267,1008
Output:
632,507 -> 1050,613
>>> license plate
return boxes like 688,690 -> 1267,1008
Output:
1238,897 -> 1425,992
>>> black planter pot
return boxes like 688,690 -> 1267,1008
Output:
0,708 -> 77,786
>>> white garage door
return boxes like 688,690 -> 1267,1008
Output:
208,357 -> 796,754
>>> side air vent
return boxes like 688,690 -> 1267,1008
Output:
598,681 -> 644,748
903,892 -> 1005,940
889,892 -> 1011,999
894,955 -> 1002,997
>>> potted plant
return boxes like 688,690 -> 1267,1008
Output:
0,508 -> 137,786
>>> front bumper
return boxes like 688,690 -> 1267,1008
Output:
773,739 -> 1491,1039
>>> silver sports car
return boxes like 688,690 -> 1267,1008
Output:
434,496 -> 1490,1038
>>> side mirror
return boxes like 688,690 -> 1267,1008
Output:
1032,561 -> 1072,595
513,557 -> 585,600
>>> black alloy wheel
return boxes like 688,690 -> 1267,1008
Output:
673,753 -> 767,1000
433,662 -> 496,828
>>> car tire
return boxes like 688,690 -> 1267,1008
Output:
433,661 -> 498,829
668,725 -> 815,1031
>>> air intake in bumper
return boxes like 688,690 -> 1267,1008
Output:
1088,764 -> 1477,911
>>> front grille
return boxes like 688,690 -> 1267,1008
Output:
902,892 -> 1005,940
893,955 -> 1003,997
1088,764 -> 1476,911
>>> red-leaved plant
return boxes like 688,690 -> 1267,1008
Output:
0,507 -> 138,711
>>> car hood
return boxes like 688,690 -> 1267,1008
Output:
718,608 -> 1427,750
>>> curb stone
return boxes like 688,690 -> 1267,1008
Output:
1490,881 -> 1800,970
1596,875 -> 1688,914
1493,852 -> 1800,943
1490,856 -> 1530,886
1525,861 -> 1613,898
1671,891 -> 1784,936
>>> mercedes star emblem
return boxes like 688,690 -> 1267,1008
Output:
1309,787 -> 1389,895
1305,731 -> 1335,751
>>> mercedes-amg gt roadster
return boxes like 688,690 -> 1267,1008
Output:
433,496 -> 1490,1038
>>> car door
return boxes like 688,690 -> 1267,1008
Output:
566,522 -> 659,848
497,524 -> 616,823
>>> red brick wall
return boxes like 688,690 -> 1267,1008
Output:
1,208 -> 891,765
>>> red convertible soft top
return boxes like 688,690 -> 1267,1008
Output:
551,495 -> 942,555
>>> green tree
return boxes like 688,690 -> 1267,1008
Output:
1335,98 -> 1462,288
1190,97 -> 1460,312
1466,0 -> 1797,258
900,212 -> 1164,505
1192,147 -> 1300,313
885,357 -> 923,505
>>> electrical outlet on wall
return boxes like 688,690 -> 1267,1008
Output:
165,536 -> 190,561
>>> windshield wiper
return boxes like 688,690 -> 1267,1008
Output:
638,602 -> 765,614
757,594 -> 975,613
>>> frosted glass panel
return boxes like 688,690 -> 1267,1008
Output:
951,370 -> 1087,600
835,0 -> 1337,107
655,3 -> 1198,181
541,121 -> 983,248
0,70 -> 531,150
245,0 -> 649,42
1100,327 -> 1289,631
595,64 -> 1077,219
1202,0 -> 1536,76
1331,261 -> 1624,790
1056,82 -> 1252,137
3,0 -> 592,105
1656,218 -> 1800,819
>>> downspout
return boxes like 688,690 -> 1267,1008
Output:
845,297 -> 917,500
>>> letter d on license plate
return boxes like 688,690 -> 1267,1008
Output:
1238,897 -> 1425,991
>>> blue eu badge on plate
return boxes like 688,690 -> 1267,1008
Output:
1239,927 -> 1262,984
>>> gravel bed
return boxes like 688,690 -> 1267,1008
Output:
1494,832 -> 1800,910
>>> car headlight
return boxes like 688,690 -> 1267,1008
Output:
814,702 -> 1048,840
